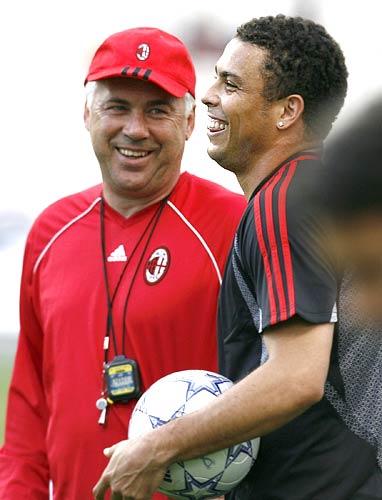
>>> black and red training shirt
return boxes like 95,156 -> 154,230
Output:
219,151 -> 382,499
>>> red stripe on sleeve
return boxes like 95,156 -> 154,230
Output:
254,192 -> 277,325
255,154 -> 316,325
264,167 -> 288,321
278,160 -> 298,316
295,154 -> 318,162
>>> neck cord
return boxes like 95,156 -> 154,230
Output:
100,196 -> 167,360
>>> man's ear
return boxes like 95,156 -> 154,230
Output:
84,103 -> 90,131
185,107 -> 196,141
276,94 -> 305,130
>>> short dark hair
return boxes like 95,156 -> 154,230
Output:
323,97 -> 382,220
236,15 -> 348,138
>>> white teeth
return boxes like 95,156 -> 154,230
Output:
207,118 -> 227,132
118,148 -> 150,158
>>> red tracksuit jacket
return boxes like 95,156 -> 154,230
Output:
0,172 -> 245,499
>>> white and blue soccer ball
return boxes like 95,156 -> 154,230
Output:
128,369 -> 260,499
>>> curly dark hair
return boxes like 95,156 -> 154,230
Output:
236,15 -> 348,138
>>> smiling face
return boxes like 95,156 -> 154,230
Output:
84,78 -> 194,206
202,38 -> 281,174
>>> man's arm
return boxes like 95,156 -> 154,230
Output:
0,232 -> 50,499
94,318 -> 333,499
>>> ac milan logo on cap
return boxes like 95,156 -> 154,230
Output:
136,43 -> 150,61
145,247 -> 170,284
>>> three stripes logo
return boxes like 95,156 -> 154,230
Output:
107,244 -> 127,262
254,154 -> 317,325
121,66 -> 152,81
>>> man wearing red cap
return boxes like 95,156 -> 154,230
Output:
0,28 -> 245,499
92,16 -> 380,500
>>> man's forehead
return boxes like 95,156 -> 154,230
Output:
95,77 -> 179,102
216,38 -> 266,77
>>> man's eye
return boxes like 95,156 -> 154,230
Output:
109,105 -> 127,111
149,108 -> 167,115
103,104 -> 128,112
225,80 -> 237,89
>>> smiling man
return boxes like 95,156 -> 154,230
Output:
0,28 -> 246,499
93,16 -> 382,500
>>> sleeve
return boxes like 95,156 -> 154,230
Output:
215,194 -> 247,275
0,227 -> 50,498
244,165 -> 338,333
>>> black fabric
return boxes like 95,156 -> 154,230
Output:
219,153 -> 380,499
351,468 -> 382,499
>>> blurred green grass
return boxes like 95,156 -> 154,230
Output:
1,348 -> 16,445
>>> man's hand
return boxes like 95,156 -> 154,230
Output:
94,319 -> 333,498
93,433 -> 225,500
93,435 -> 168,500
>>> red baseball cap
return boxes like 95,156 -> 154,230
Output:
85,27 -> 196,98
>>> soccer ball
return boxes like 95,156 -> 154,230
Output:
128,370 -> 260,499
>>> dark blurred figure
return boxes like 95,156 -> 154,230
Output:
324,98 -> 382,319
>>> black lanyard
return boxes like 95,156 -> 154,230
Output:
99,196 -> 167,362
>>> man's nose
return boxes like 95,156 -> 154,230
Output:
202,82 -> 220,108
122,111 -> 150,141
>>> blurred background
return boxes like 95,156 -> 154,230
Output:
1,0 -> 381,441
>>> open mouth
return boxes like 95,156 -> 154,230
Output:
207,117 -> 227,134
116,147 -> 152,159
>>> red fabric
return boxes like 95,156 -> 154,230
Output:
277,160 -> 298,318
0,172 -> 245,499
254,154 -> 318,325
254,193 -> 277,324
85,27 -> 196,98
264,167 -> 288,322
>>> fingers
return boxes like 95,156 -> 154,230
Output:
93,437 -> 164,500
94,440 -> 128,498
104,439 -> 129,458
110,492 -> 123,500
104,443 -> 117,458
93,474 -> 110,500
